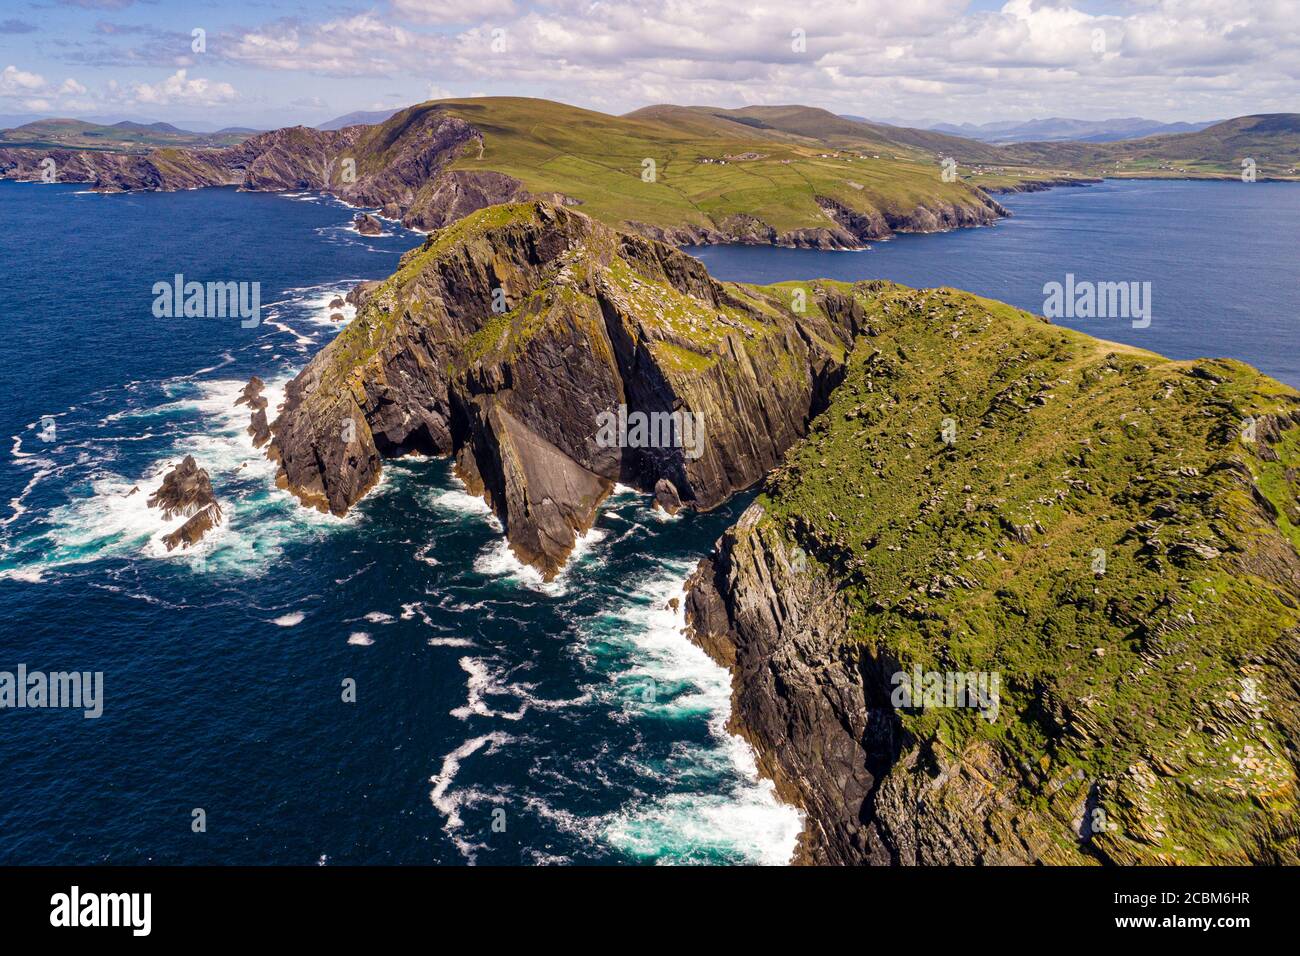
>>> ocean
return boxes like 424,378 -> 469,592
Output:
688,179 -> 1300,388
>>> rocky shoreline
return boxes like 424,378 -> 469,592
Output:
109,158 -> 1293,866
980,175 -> 1103,194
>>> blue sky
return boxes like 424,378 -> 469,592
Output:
1,0 -> 1296,129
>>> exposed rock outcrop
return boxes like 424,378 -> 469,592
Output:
147,455 -> 223,551
353,213 -> 383,235
267,200 -> 864,577
235,375 -> 271,448
0,111 -> 477,230
654,478 -> 682,515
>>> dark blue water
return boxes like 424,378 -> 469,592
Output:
0,182 -> 800,865
687,180 -> 1300,387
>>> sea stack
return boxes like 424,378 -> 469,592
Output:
235,375 -> 272,448
147,455 -> 224,550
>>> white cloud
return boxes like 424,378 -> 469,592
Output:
1,65 -> 46,94
130,69 -> 238,106
393,0 -> 517,24
226,14 -> 432,76
214,1 -> 1300,122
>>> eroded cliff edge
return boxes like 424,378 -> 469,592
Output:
268,201 -> 864,577
686,284 -> 1300,864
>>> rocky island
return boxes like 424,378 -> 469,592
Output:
147,455 -> 224,551
353,213 -> 384,236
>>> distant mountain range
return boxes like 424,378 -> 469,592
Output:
843,114 -> 1220,144
315,109 -> 404,131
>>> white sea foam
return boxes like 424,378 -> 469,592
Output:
347,632 -> 373,646
0,369 -> 364,581
0,566 -> 45,583
429,731 -> 514,862
449,656 -> 590,721
271,612 -> 305,627
431,487 -> 498,520
593,565 -> 805,865
472,526 -> 607,596
291,287 -> 357,328
263,317 -> 316,347
450,657 -> 530,721
604,787 -> 803,866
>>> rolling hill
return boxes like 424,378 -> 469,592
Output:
0,118 -> 254,151
1,97 -> 1016,249
1006,113 -> 1300,179
3,99 -> 1295,246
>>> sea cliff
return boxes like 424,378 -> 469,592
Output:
685,284 -> 1300,863
267,202 -> 1300,863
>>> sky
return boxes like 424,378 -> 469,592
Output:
0,0 -> 1296,130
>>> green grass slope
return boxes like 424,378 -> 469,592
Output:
363,97 -> 1007,239
752,280 -> 1300,863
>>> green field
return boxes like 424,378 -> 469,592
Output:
358,97 -> 1021,237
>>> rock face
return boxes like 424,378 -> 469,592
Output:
686,284 -> 1300,865
353,213 -> 383,236
684,508 -> 890,864
0,111 -> 479,230
267,200 -> 864,577
148,455 -> 223,551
